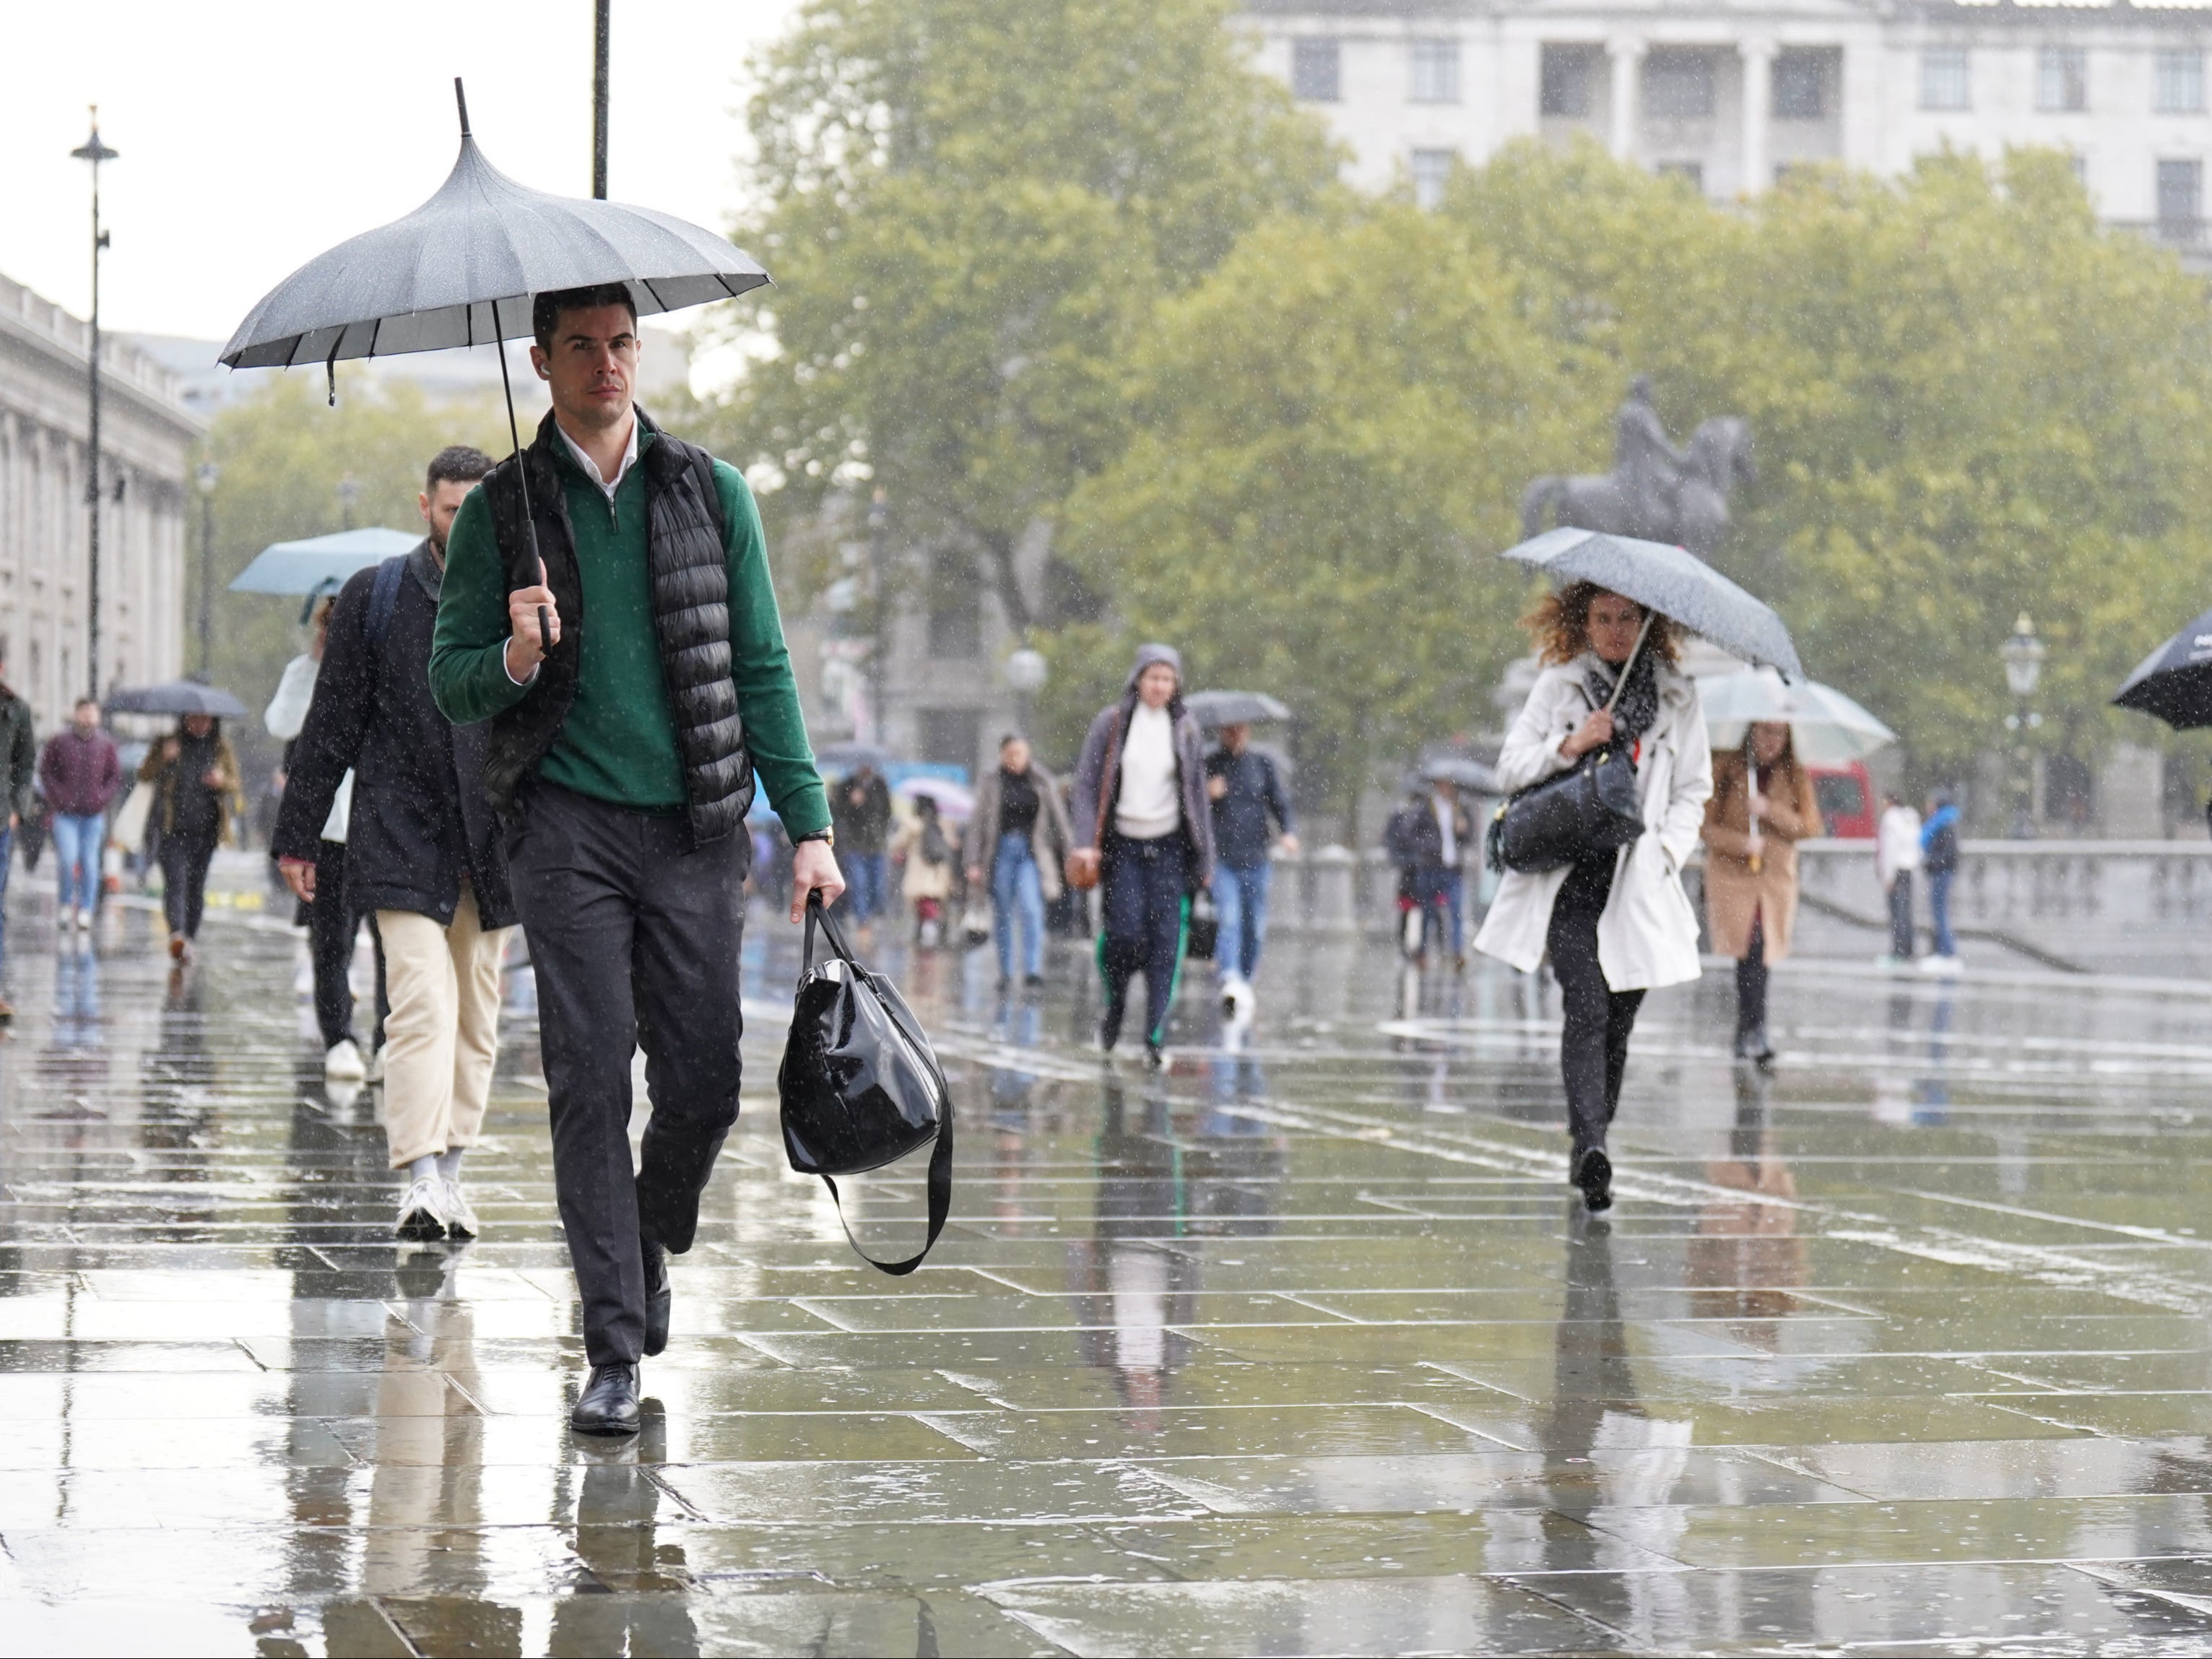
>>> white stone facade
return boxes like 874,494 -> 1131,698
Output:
0,273 -> 199,729
1243,0 -> 2212,243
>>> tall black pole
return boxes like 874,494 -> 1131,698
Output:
869,488 -> 888,745
592,0 -> 611,199
71,109 -> 117,703
195,462 -> 218,682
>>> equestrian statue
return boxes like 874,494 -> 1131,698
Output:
1520,376 -> 1755,561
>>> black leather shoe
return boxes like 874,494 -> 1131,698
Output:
642,1236 -> 672,1359
1572,1146 -> 1613,1213
571,1363 -> 641,1437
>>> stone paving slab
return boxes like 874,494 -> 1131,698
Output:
11,901 -> 2212,1651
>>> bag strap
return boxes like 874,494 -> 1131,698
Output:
366,554 -> 408,658
799,891 -> 953,1275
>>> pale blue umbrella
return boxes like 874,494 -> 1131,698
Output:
228,527 -> 420,595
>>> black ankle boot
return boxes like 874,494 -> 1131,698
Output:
642,1236 -> 671,1358
1572,1146 -> 1613,1213
571,1362 -> 641,1436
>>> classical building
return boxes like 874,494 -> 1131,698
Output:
1242,0 -> 2212,246
0,272 -> 199,727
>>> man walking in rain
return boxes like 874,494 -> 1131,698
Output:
430,283 -> 841,1437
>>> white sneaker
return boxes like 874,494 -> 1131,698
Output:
394,1177 -> 448,1241
363,1044 -> 384,1084
324,1039 -> 366,1080
74,907 -> 91,932
442,1178 -> 480,1240
1920,953 -> 1964,974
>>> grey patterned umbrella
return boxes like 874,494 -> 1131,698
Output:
1499,527 -> 1802,680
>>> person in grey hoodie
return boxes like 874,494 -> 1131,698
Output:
1069,644 -> 1216,1067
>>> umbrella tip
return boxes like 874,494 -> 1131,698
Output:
454,77 -> 471,137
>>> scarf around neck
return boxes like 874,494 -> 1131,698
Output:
1583,648 -> 1661,751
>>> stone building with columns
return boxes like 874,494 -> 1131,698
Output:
0,272 -> 198,729
1243,0 -> 2212,248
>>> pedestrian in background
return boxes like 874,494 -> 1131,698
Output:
1474,584 -> 1712,1213
266,597 -> 384,1081
1876,790 -> 1922,964
38,698 -> 116,935
279,445 -> 511,1242
966,734 -> 1072,988
140,713 -> 244,964
891,793 -> 956,946
0,653 -> 35,1018
1920,787 -> 1961,971
1413,778 -> 1474,971
1070,644 -> 1215,1067
1384,785 -> 1434,961
1700,721 -> 1822,1064
832,761 -> 893,925
1204,721 -> 1298,1006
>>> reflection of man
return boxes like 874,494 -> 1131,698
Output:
1614,376 -> 1687,537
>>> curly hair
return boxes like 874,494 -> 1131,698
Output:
1522,581 -> 1681,668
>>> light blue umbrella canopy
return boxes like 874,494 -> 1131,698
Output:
229,527 -> 420,595
1500,527 -> 1802,680
1701,667 -> 1896,764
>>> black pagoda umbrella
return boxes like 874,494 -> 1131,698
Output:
2114,607 -> 2212,729
220,79 -> 769,640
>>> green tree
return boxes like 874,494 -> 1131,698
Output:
703,0 -> 1338,632
1054,203 -> 1590,826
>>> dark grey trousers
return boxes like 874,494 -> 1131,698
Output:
506,783 -> 750,1367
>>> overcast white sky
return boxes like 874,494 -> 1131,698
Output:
1,0 -> 801,343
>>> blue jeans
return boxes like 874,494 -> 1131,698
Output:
1929,868 -> 1956,957
1413,866 -> 1464,955
991,834 -> 1046,981
53,813 -> 102,914
1212,860 -> 1272,982
846,851 -> 889,921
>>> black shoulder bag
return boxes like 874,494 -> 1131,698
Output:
778,893 -> 953,1274
1485,619 -> 1653,876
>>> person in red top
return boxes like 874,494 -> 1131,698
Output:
38,699 -> 122,932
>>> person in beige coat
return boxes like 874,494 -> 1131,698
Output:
1473,584 -> 1713,1212
889,794 -> 958,944
1701,722 -> 1823,1065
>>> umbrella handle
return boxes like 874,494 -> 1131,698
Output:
1602,615 -> 1657,714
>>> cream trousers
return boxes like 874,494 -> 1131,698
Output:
377,885 -> 508,1169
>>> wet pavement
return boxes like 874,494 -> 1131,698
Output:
10,878 -> 2212,1655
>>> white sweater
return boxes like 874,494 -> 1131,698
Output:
1114,703 -> 1181,839
1877,805 -> 1923,888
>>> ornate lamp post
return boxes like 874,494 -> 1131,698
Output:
1004,646 -> 1048,738
71,108 -> 118,700
2000,612 -> 2046,839
194,462 -> 220,682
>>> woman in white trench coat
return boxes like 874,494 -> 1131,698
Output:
1473,584 -> 1714,1211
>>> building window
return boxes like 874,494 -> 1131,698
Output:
1657,160 -> 1706,193
1540,45 -> 1597,117
2159,157 -> 2202,239
1410,38 -> 1460,103
1920,47 -> 1970,112
1644,51 -> 1716,121
1292,37 -> 1340,103
1772,52 -> 1827,120
1411,148 -> 1457,209
2037,46 -> 2087,113
2156,48 -> 2206,115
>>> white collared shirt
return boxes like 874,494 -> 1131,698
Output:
557,414 -> 639,501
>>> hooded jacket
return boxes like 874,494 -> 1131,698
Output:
1069,644 -> 1216,891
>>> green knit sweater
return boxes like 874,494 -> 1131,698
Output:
428,426 -> 830,839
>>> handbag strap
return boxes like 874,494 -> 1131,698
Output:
802,887 -> 859,974
819,1112 -> 953,1276
1090,707 -> 1122,849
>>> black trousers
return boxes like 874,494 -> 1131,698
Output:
1886,871 -> 1915,958
160,828 -> 219,940
1547,857 -> 1644,1155
308,839 -> 388,1051
507,783 -> 750,1368
1100,831 -> 1187,1050
1735,919 -> 1768,1037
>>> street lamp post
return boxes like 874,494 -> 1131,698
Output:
337,473 -> 359,532
71,108 -> 117,701
867,487 -> 888,746
2000,611 -> 2046,839
1004,646 -> 1048,738
194,462 -> 220,682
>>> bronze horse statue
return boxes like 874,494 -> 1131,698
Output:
1520,415 -> 1756,562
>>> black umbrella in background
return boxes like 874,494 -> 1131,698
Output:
1184,690 -> 1293,729
220,79 -> 771,649
2114,607 -> 2212,729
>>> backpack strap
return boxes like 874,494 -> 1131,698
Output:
365,554 -> 409,658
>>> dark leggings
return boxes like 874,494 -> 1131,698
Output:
1735,918 -> 1768,1036
1101,831 -> 1187,1050
160,829 -> 219,940
308,840 -> 388,1050
1548,857 -> 1644,1154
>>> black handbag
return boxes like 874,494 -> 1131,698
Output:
778,893 -> 953,1275
1185,886 -> 1219,961
1485,668 -> 1649,875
